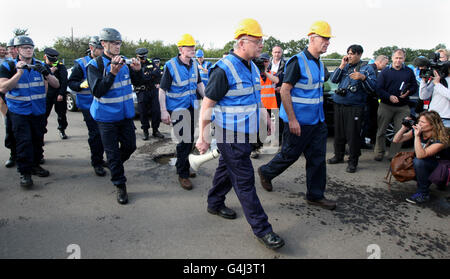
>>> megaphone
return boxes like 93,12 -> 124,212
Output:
189,149 -> 220,172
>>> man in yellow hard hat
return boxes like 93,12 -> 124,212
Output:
159,33 -> 205,190
258,20 -> 337,210
196,18 -> 285,250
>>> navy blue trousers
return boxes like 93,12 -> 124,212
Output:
208,142 -> 273,238
137,88 -> 161,131
260,122 -> 328,201
413,157 -> 438,195
97,119 -> 136,186
9,112 -> 45,175
4,110 -> 16,158
81,109 -> 104,167
170,107 -> 195,178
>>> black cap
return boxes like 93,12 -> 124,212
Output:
135,48 -> 149,56
44,48 -> 59,58
259,53 -> 270,61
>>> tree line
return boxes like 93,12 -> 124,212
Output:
4,28 -> 446,68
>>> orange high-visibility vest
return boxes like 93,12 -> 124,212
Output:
260,71 -> 278,109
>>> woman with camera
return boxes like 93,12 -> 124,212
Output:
419,65 -> 450,127
393,111 -> 449,204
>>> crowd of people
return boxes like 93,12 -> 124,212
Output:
0,18 -> 449,250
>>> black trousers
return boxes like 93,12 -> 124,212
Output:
45,93 -> 68,132
137,88 -> 161,132
332,103 -> 364,166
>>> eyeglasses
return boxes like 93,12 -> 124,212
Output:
242,38 -> 264,46
311,35 -> 331,41
107,41 -> 122,46
19,46 -> 34,50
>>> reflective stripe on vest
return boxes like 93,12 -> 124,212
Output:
260,71 -> 277,109
94,93 -> 134,104
165,57 -> 199,110
294,53 -> 324,90
89,56 -> 135,122
279,51 -> 325,125
4,58 -> 46,115
213,54 -> 261,134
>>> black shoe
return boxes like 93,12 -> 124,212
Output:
327,156 -> 344,164
207,206 -> 237,219
116,184 -> 128,205
31,166 -> 50,177
93,165 -> 106,177
346,164 -> 357,173
5,157 -> 16,168
152,130 -> 164,139
20,174 -> 33,188
258,232 -> 285,250
142,130 -> 149,141
102,161 -> 110,169
59,130 -> 68,140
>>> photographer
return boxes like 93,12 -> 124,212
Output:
327,44 -> 376,173
419,63 -> 450,127
393,111 -> 449,204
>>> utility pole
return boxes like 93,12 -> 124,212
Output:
71,27 -> 74,44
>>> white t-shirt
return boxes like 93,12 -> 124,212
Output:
271,59 -> 281,74
419,76 -> 450,119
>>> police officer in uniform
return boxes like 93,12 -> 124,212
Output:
0,36 -> 59,187
196,19 -> 285,250
68,36 -> 107,177
159,33 -> 205,190
2,38 -> 18,168
257,21 -> 337,210
43,48 -> 69,140
87,28 -> 143,205
135,48 -> 164,140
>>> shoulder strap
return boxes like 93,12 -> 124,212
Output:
95,56 -> 106,77
7,60 -> 16,76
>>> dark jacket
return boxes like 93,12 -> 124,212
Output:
376,64 -> 418,107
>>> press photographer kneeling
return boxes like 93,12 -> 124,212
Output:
393,111 -> 449,204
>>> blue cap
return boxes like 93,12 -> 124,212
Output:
196,49 -> 204,58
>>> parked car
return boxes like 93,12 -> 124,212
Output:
65,68 -> 139,114
323,71 -> 421,146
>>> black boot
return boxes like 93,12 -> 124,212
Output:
152,130 -> 164,139
31,165 -> 50,177
93,165 -> 106,176
5,155 -> 16,168
59,130 -> 68,140
20,174 -> 33,188
116,184 -> 128,205
142,129 -> 149,141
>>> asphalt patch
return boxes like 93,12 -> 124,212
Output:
278,174 -> 450,258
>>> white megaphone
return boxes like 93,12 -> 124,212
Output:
189,149 -> 220,172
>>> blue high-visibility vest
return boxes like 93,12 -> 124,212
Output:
199,60 -> 212,87
165,57 -> 199,111
3,58 -> 46,116
213,54 -> 262,134
280,51 -> 325,125
74,55 -> 94,110
89,56 -> 135,122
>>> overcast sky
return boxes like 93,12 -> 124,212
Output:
1,0 -> 448,58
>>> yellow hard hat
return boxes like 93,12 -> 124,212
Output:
177,33 -> 196,47
234,18 -> 263,39
308,21 -> 333,38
